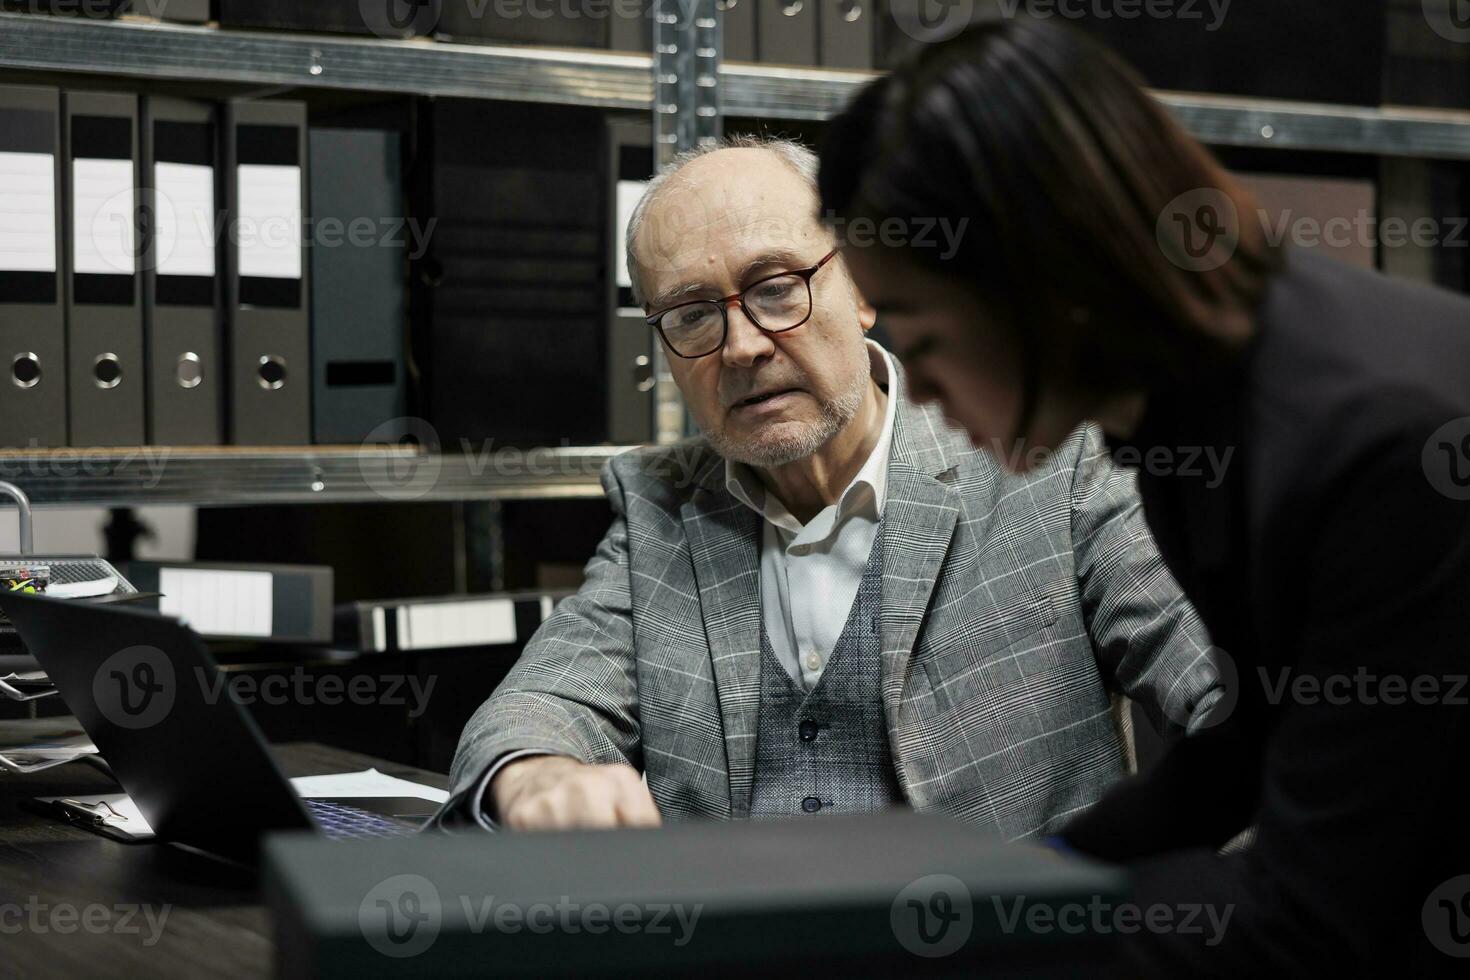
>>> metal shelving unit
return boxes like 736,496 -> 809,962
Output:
0,446 -> 623,507
4,11 -> 1470,508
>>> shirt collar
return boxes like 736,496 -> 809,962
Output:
724,340 -> 898,540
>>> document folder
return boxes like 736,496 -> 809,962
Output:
63,90 -> 146,447
0,84 -> 66,448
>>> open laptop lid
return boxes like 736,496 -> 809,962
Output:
0,590 -> 313,860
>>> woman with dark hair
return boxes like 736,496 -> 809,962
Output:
819,17 -> 1470,978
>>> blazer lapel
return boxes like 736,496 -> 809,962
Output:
878,380 -> 964,783
681,471 -> 763,818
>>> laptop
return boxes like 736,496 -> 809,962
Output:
0,590 -> 424,861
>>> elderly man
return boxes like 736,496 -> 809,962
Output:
446,136 -> 1221,833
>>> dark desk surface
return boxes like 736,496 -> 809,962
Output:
0,742 -> 448,979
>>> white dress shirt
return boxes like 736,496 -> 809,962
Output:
724,340 -> 898,691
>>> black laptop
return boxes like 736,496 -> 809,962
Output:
0,590 -> 426,861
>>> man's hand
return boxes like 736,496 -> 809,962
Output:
490,755 -> 662,831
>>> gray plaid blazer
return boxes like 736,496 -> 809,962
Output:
449,368 -> 1220,838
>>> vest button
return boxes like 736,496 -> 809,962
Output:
802,796 -> 822,813
798,719 -> 819,741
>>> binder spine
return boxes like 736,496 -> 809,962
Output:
224,100 -> 311,445
62,90 -> 146,448
0,85 -> 66,448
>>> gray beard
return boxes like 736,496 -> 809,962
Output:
706,375 -> 867,469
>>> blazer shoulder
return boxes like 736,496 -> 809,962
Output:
605,438 -> 722,508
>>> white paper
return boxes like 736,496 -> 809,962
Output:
0,151 -> 57,273
37,769 -> 447,838
153,161 -> 216,277
290,768 -> 449,804
615,178 -> 647,289
159,567 -> 273,638
397,598 -> 516,651
236,163 -> 300,280
73,157 -> 136,275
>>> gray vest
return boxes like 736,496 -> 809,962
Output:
748,522 -> 904,818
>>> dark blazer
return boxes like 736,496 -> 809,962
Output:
1064,247 -> 1470,977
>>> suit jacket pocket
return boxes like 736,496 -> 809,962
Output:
918,591 -> 1061,690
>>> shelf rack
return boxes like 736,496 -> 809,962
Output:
3,11 -> 1469,506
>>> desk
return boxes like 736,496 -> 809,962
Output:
0,743 -> 448,978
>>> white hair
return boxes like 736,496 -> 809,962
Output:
624,135 -> 820,306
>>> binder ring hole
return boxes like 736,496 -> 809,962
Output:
717,0 -> 737,8
93,354 -> 122,390
781,0 -> 801,14
840,0 -> 861,20
176,352 -> 203,389
12,353 -> 41,389
258,355 -> 287,390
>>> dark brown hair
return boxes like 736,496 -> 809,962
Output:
818,18 -> 1279,388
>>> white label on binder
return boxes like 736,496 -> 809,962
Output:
396,598 -> 517,651
0,151 -> 57,273
236,163 -> 301,280
614,179 -> 647,289
73,157 -> 136,275
154,161 -> 216,277
159,567 -> 273,638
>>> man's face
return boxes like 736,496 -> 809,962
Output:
634,149 -> 876,468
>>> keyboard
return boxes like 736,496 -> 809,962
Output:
305,799 -> 417,840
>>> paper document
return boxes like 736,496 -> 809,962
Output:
72,157 -> 136,275
159,566 -> 273,637
0,719 -> 96,772
34,770 -> 446,840
0,150 -> 57,273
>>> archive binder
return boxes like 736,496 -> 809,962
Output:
309,128 -> 408,445
142,95 -> 224,445
224,100 -> 311,445
0,84 -> 66,448
63,90 -> 146,447
757,0 -> 817,66
720,0 -> 756,62
818,0 -> 872,69
606,117 -> 656,445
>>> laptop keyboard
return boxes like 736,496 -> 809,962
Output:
305,799 -> 417,840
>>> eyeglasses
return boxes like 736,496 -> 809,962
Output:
645,248 -> 839,359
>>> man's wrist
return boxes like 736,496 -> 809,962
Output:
474,750 -> 553,829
